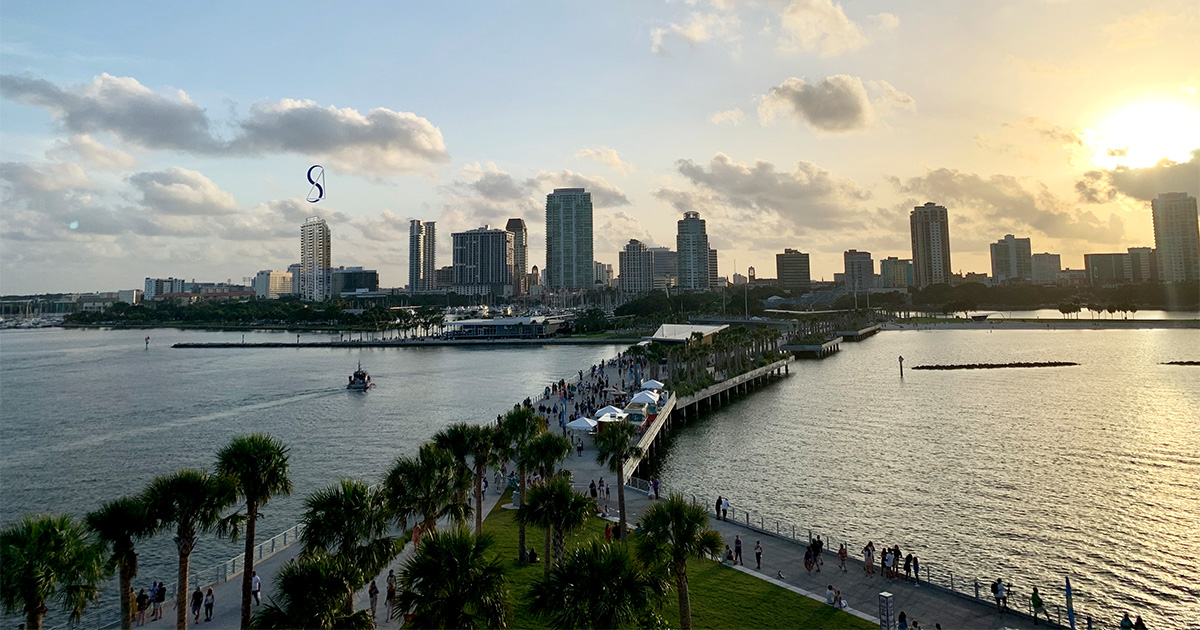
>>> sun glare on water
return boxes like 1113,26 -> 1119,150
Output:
1086,101 -> 1200,169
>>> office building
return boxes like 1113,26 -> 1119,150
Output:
910,202 -> 952,288
593,261 -> 614,287
648,246 -> 678,288
434,266 -> 454,288
990,234 -> 1033,283
776,249 -> 811,292
1031,253 -> 1061,285
879,257 -> 913,288
505,218 -> 528,294
676,211 -> 710,291
331,267 -> 380,297
409,219 -> 437,294
299,216 -> 332,301
708,248 -> 720,289
1151,193 -> 1199,283
545,188 -> 594,289
1084,253 -> 1129,285
452,226 -> 514,297
143,277 -> 185,300
844,249 -> 874,290
1126,247 -> 1157,283
286,263 -> 302,294
619,240 -> 654,295
117,289 -> 143,305
253,270 -> 293,299
732,273 -> 747,286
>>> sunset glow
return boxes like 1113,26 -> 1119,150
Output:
1088,101 -> 1200,169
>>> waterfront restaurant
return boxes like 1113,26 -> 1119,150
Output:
441,315 -> 564,340
644,323 -> 728,345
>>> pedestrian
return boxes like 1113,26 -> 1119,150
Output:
715,496 -> 723,520
814,535 -> 823,571
734,535 -> 743,565
992,578 -> 1004,613
1121,613 -> 1134,630
898,611 -> 909,630
904,553 -> 913,582
647,484 -> 654,500
135,589 -> 148,626
913,555 -> 921,587
1133,615 -> 1147,630
576,441 -> 583,457
605,481 -> 611,501
590,480 -> 598,500
387,569 -> 396,589
605,522 -> 612,542
755,540 -> 763,569
825,585 -> 835,605
804,545 -> 815,573
884,549 -> 894,580
652,477 -> 660,500
386,580 -> 397,621
153,581 -> 165,620
251,570 -> 261,605
204,588 -> 215,622
837,543 -> 848,571
1031,586 -> 1049,624
190,586 -> 203,623
863,543 -> 874,576
368,580 -> 379,619
721,497 -> 730,521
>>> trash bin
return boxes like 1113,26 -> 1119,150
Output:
512,490 -> 521,507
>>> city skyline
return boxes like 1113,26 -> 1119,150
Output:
1,1 -> 1198,294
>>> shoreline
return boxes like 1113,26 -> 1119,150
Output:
883,318 -> 1197,330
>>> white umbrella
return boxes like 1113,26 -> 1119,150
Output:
593,405 -> 625,418
640,379 -> 665,390
565,417 -> 598,431
630,391 -> 659,405
595,412 -> 626,423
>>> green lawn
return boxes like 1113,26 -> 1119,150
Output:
482,489 -> 873,629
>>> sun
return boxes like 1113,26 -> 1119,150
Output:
1085,101 -> 1200,169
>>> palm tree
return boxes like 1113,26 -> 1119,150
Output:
518,476 -> 594,577
433,423 -> 498,535
495,407 -> 545,563
384,442 -> 471,542
85,496 -> 154,630
634,493 -> 723,630
250,552 -> 374,629
529,540 -> 666,630
393,528 -> 510,629
524,432 -> 571,481
300,479 -> 399,614
144,469 -> 238,630
215,434 -> 293,630
1,515 -> 107,630
594,421 -> 641,542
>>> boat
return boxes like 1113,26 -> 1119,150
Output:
346,362 -> 374,390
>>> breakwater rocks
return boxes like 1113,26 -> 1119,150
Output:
1161,360 -> 1200,366
912,361 -> 1078,370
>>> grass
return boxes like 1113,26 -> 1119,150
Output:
482,489 -> 873,629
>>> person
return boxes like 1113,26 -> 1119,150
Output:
913,555 -> 921,586
992,578 -> 1006,613
152,581 -> 165,620
204,588 -> 215,622
251,570 -> 261,605
814,535 -> 824,570
576,441 -> 584,457
834,589 -> 847,610
904,553 -> 913,582
1031,586 -> 1049,624
135,589 -> 148,626
190,586 -> 203,623
804,545 -> 815,573
652,477 -> 660,500
998,578 -> 1009,612
369,580 -> 379,619
755,540 -> 763,569
528,546 -> 539,563
386,581 -> 396,621
605,481 -> 611,501
1133,615 -> 1147,630
721,497 -> 730,521
1120,613 -> 1134,630
647,484 -> 654,500
898,610 -> 908,630
387,569 -> 396,589
723,545 -> 734,564
734,535 -> 742,565
884,549 -> 894,580
604,522 -> 612,542
715,496 -> 723,520
590,480 -> 598,500
837,543 -> 848,571
825,585 -> 835,605
863,543 -> 874,576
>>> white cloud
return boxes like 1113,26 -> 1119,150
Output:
709,108 -> 746,126
128,167 -> 238,216
778,0 -> 869,57
577,147 -> 635,175
758,75 -> 914,133
651,12 -> 742,54
45,134 -> 136,171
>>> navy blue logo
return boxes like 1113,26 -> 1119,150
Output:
306,165 -> 325,203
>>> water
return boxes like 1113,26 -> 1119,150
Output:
0,327 -> 623,628
966,309 -> 1199,321
654,328 -> 1200,629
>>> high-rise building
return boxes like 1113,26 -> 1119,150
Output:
545,188 -> 594,290
708,248 -> 720,289
331,267 -> 379,297
1126,247 -> 1157,283
434,266 -> 454,288
1031,253 -> 1061,285
253,270 -> 293,299
843,250 -> 874,290
619,240 -> 654,295
299,217 -> 331,301
592,261 -> 613,287
676,211 -> 710,291
648,247 -> 678,289
143,277 -> 185,300
287,263 -> 302,294
910,202 -> 952,288
989,234 -> 1033,284
879,257 -> 913,288
529,265 -> 540,288
505,218 -> 528,294
1151,193 -> 1199,283
1084,253 -> 1128,285
452,226 -> 514,297
776,249 -> 811,292
409,219 -> 437,294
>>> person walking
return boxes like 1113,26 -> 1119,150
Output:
912,555 -> 921,586
152,581 -> 165,621
1030,586 -> 1049,624
1121,613 -> 1134,630
251,570 -> 261,605
369,580 -> 380,619
721,497 -> 730,521
604,522 -> 612,542
898,611 -> 909,630
190,586 -> 203,623
814,535 -> 824,571
386,580 -> 397,621
904,553 -> 913,582
1133,615 -> 1147,630
204,588 -> 215,622
715,496 -> 723,520
837,543 -> 848,571
589,480 -> 598,501
135,589 -> 148,626
755,540 -> 763,569
734,535 -> 743,565
652,477 -> 660,500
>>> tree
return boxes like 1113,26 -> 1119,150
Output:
594,421 -> 642,543
433,423 -> 498,535
250,552 -> 374,629
144,469 -> 238,630
523,432 -> 571,481
85,496 -> 154,630
495,408 -> 545,562
1,515 -> 107,630
300,479 -> 399,615
529,540 -> 666,630
516,475 -> 594,577
393,528 -> 510,629
215,434 -> 293,630
634,493 -> 723,630
384,443 -> 471,542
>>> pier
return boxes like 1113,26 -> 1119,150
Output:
171,337 -> 639,349
782,336 -> 842,358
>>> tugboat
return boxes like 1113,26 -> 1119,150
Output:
346,361 -> 374,390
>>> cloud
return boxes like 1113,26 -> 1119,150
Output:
45,134 -> 136,171
777,0 -> 893,57
128,167 -> 238,216
709,108 -> 746,126
0,73 -> 449,176
758,75 -> 914,132
576,147 -> 635,175
974,117 -> 1088,165
0,161 -> 93,193
893,168 -> 1124,243
651,12 -> 741,54
1076,150 -> 1200,203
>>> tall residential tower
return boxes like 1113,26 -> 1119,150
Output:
299,217 -> 331,301
676,211 -> 710,291
545,188 -> 594,290
990,234 -> 1033,284
409,219 -> 437,293
505,217 -> 528,295
910,202 -> 952,288
1152,193 -> 1199,283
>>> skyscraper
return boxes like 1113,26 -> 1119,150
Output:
989,234 -> 1033,284
910,202 -> 952,288
843,249 -> 874,290
299,216 -> 331,301
409,219 -> 436,294
879,257 -> 913,288
545,188 -> 594,290
676,211 -> 710,291
593,261 -> 613,287
1151,192 -> 1199,283
648,246 -> 678,290
776,249 -> 811,292
708,248 -> 720,289
505,218 -> 528,294
452,226 -> 514,297
619,239 -> 654,295
1031,253 -> 1061,285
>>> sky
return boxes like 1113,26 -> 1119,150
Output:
1,0 -> 1198,295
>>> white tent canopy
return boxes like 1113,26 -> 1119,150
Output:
593,405 -> 625,418
595,412 -> 627,423
630,391 -> 659,405
565,417 -> 598,431
640,379 -> 665,390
